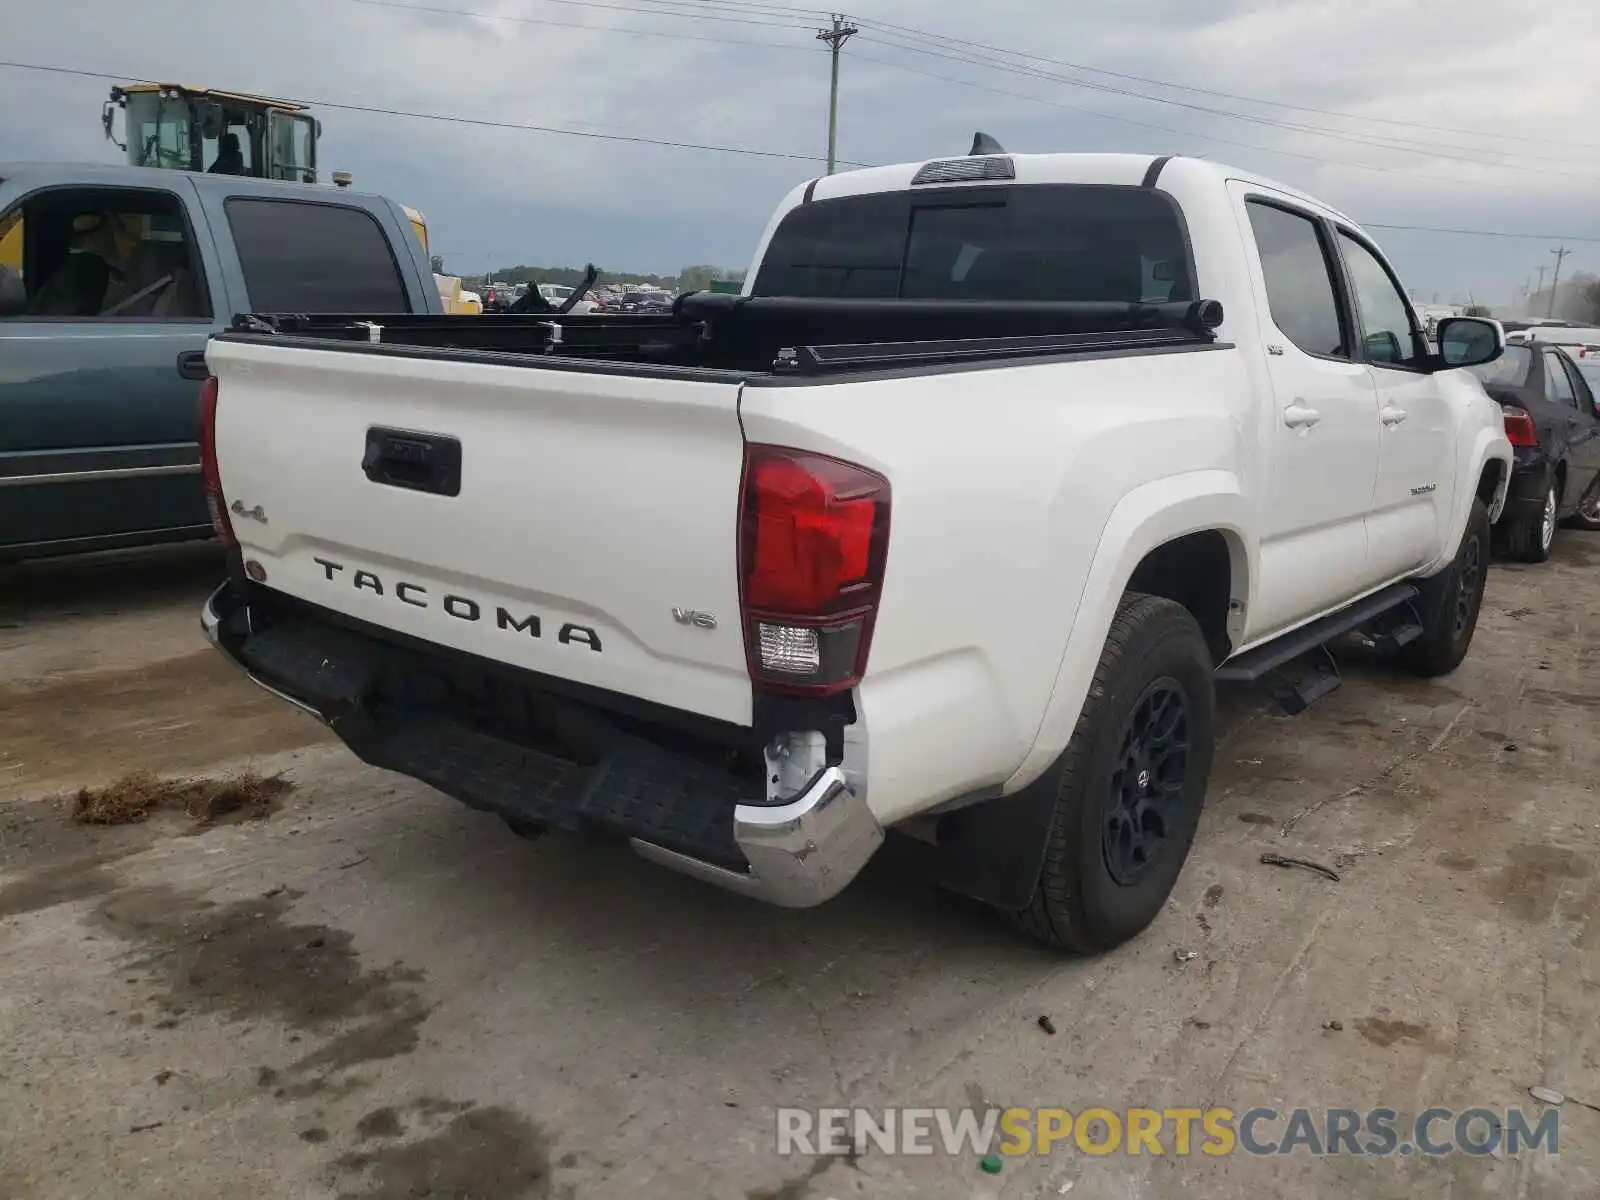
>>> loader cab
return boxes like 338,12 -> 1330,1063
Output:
104,84 -> 320,183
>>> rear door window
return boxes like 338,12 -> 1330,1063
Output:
225,198 -> 410,312
1563,357 -> 1597,413
752,185 -> 1195,303
1544,350 -> 1577,406
1244,201 -> 1348,359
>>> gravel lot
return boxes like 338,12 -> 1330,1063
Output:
2,540 -> 1598,1199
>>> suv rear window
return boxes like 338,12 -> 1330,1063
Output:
225,198 -> 410,313
751,184 -> 1194,303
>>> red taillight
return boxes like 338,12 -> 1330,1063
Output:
1502,404 -> 1538,448
198,375 -> 236,547
739,445 -> 890,697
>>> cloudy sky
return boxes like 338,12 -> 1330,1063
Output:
5,0 -> 1599,308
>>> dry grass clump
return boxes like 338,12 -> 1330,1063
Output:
72,770 -> 294,827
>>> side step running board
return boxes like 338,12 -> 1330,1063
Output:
1216,582 -> 1421,684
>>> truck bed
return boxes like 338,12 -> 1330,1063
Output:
219,293 -> 1226,381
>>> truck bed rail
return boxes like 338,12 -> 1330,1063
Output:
221,295 -> 1227,379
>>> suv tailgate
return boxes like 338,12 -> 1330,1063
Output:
206,338 -> 754,725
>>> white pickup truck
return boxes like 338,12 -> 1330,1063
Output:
199,144 -> 1512,953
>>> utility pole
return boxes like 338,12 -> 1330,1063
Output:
816,13 -> 858,175
1548,246 -> 1572,318
1535,264 -> 1547,312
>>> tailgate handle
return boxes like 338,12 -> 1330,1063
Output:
362,427 -> 462,497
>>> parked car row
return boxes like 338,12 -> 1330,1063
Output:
474,280 -> 677,315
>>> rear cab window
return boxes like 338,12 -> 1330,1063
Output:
751,185 -> 1196,303
224,198 -> 411,313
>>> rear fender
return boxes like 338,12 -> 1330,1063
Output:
1475,427 -> 1514,525
1424,423 -> 1512,574
1003,470 -> 1251,794
934,473 -> 1249,911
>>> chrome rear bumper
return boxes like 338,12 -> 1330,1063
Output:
632,764 -> 883,908
202,584 -> 882,907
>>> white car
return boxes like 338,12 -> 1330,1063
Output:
537,283 -> 596,315
198,147 -> 1511,953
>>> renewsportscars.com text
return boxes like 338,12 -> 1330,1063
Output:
776,1105 -> 1559,1158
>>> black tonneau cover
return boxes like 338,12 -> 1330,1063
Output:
220,294 -> 1225,379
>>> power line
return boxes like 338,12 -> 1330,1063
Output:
340,0 -> 1590,186
850,31 -> 1600,183
1548,245 -> 1573,317
441,0 -> 1600,156
816,13 -> 859,175
335,0 -> 1593,182
845,13 -> 1600,152
854,51 -> 1563,197
0,60 -> 865,165
4,58 -> 1594,248
1364,224 -> 1600,244
852,53 -> 1400,175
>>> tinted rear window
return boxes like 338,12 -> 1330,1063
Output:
225,198 -> 410,313
1468,344 -> 1533,389
752,185 -> 1194,303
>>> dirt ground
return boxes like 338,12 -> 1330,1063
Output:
2,539 -> 1599,1200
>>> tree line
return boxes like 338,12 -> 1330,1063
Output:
1528,272 -> 1600,324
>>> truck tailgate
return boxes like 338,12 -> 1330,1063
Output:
206,339 -> 754,725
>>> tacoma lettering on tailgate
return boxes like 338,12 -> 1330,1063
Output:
311,557 -> 602,651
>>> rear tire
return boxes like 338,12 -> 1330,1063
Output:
1006,594 -> 1215,954
1501,475 -> 1558,562
1403,498 -> 1490,678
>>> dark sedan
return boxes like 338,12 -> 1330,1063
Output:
1468,343 -> 1600,560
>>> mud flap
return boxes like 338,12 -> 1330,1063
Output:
931,771 -> 1060,913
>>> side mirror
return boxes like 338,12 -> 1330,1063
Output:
1437,316 -> 1504,369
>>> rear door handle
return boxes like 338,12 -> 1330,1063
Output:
1380,405 -> 1407,426
1283,403 -> 1321,429
176,350 -> 209,381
